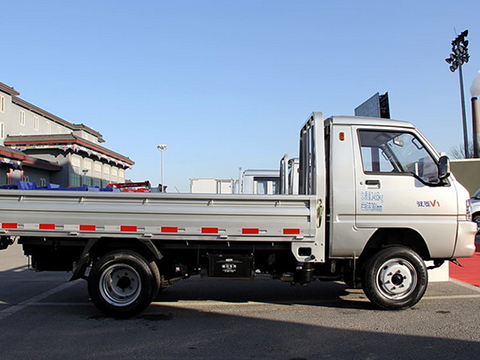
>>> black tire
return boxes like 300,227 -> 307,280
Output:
362,246 -> 428,310
149,260 -> 161,300
473,214 -> 480,233
88,250 -> 157,318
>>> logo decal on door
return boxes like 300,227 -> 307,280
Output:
416,200 -> 440,208
360,191 -> 384,212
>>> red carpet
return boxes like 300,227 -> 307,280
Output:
449,242 -> 480,287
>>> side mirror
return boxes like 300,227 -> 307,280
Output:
438,155 -> 451,180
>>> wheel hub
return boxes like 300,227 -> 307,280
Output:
99,264 -> 142,306
391,272 -> 405,286
377,259 -> 417,299
116,274 -> 132,290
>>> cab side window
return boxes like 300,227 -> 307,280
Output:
358,130 -> 438,181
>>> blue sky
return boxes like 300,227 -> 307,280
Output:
2,0 -> 480,191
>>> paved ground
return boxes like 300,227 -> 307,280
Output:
1,243 -> 480,360
450,241 -> 480,287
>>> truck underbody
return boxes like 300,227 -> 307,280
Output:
18,237 -> 345,284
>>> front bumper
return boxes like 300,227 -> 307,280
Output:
453,221 -> 477,258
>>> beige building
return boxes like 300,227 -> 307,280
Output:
0,81 -> 133,188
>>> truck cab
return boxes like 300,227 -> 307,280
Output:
325,115 -> 474,260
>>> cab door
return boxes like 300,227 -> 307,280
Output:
353,127 -> 459,257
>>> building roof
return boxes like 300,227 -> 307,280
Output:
4,134 -> 135,168
0,145 -> 62,171
11,97 -> 105,143
0,82 -> 20,96
0,80 -> 104,142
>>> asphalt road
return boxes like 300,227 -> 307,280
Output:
1,243 -> 480,360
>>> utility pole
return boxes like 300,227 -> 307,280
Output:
471,72 -> 480,158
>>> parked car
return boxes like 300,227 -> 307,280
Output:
471,187 -> 480,231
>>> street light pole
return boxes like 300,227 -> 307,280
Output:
471,71 -> 480,158
458,64 -> 469,158
446,30 -> 470,158
157,144 -> 167,192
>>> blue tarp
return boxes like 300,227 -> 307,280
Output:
11,181 -> 120,192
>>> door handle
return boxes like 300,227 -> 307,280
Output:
365,179 -> 380,187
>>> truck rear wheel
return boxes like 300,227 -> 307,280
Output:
88,250 -> 157,317
362,246 -> 427,310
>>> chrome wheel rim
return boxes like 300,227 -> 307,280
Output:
99,264 -> 141,306
376,258 -> 417,300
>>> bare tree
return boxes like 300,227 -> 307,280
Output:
449,142 -> 474,159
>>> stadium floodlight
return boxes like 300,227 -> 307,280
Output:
446,30 -> 470,158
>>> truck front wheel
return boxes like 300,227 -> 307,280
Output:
88,250 -> 157,317
362,246 -> 427,310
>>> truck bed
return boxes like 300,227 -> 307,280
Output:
0,190 -> 317,243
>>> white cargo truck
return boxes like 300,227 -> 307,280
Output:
190,178 -> 235,194
190,169 -> 281,195
0,112 -> 476,317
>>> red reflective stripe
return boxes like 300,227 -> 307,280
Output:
242,228 -> 259,235
39,224 -> 56,230
201,227 -> 218,234
161,227 -> 178,233
121,226 -> 137,232
2,223 -> 17,229
283,228 -> 300,235
80,225 -> 96,231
